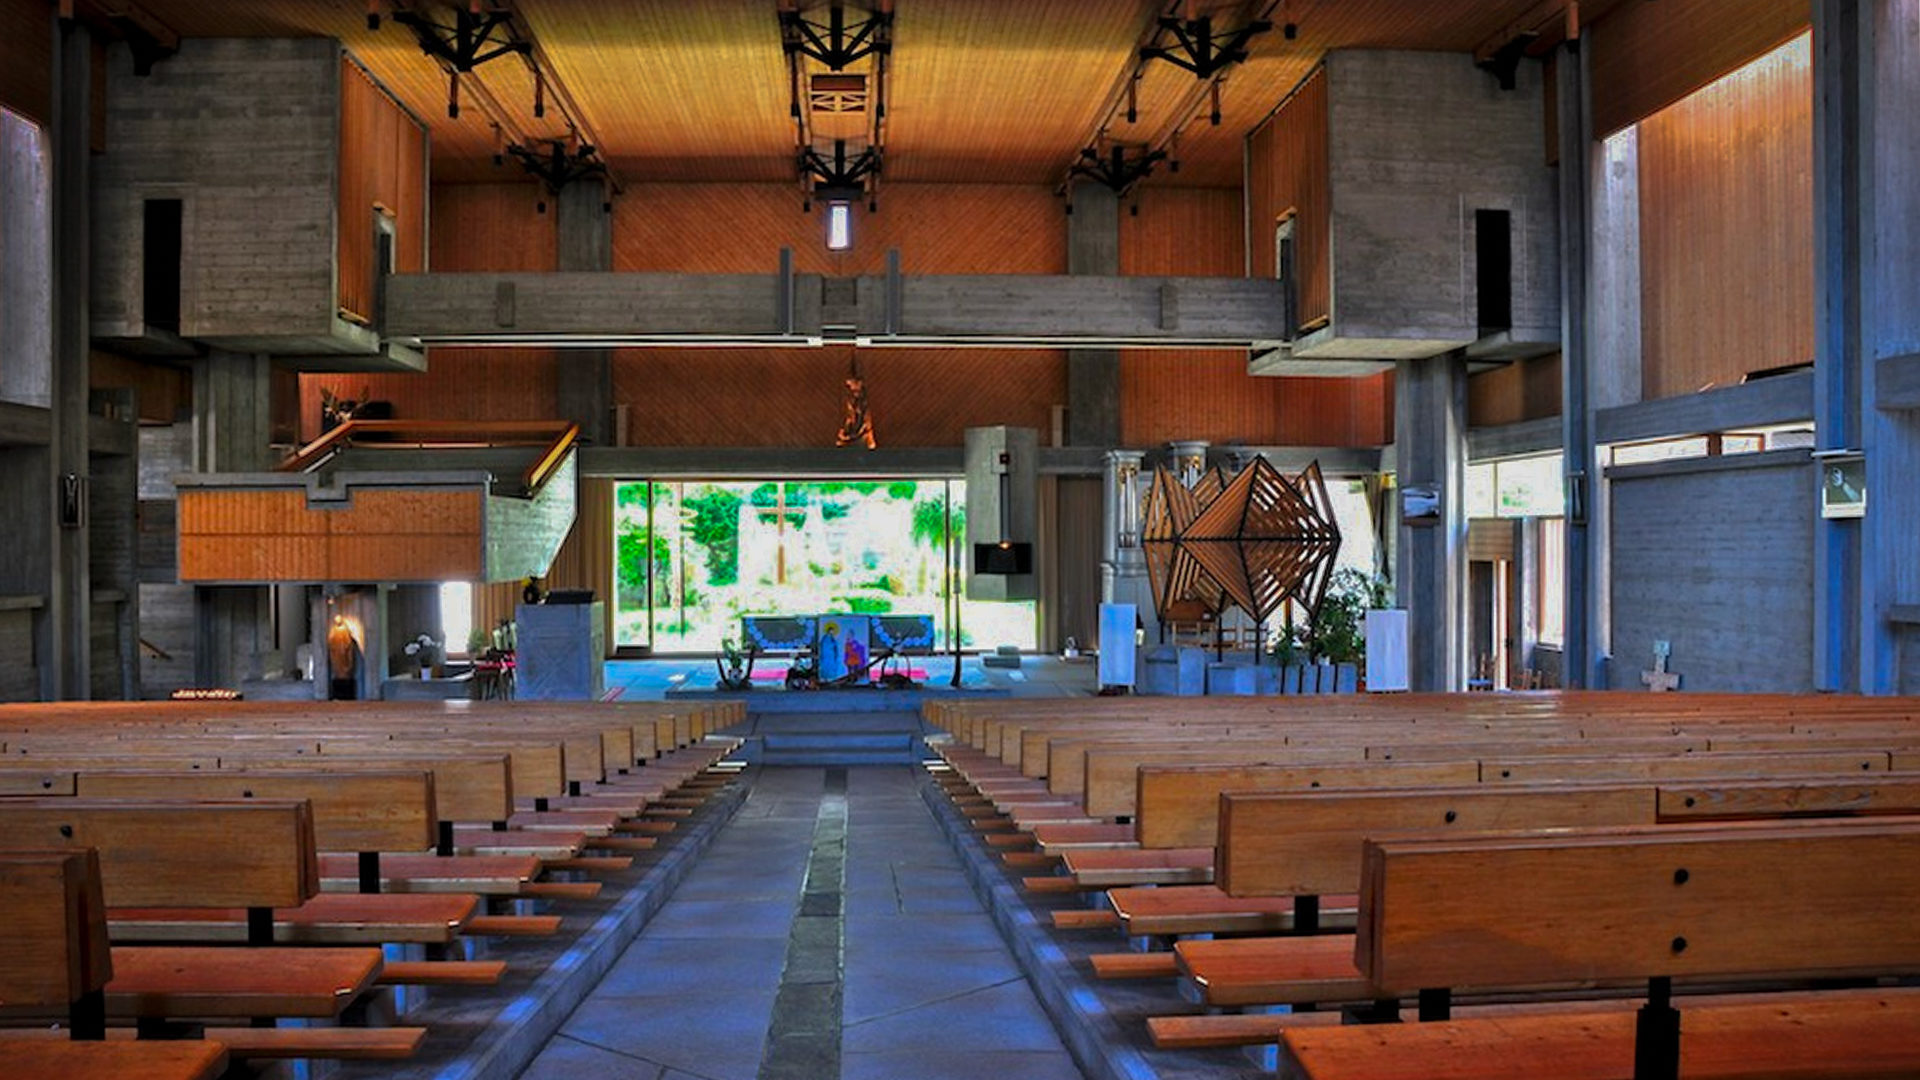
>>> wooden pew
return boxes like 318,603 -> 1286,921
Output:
0,848 -> 230,1080
1149,776 -> 1920,1047
1278,818 -> 1920,1079
0,798 -> 426,1056
64,769 -> 549,949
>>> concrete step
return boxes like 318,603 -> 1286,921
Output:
762,732 -> 915,753
754,731 -> 922,766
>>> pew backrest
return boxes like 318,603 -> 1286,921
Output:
1356,817 -> 1920,996
0,848 -> 111,1008
72,770 -> 436,853
0,798 -> 319,909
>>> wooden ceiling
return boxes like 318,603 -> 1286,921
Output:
124,0 -> 1630,189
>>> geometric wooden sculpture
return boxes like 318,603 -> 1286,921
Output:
1141,457 -> 1342,626
1141,464 -> 1229,621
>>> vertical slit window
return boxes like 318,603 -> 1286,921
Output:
142,198 -> 183,334
827,201 -> 852,251
1476,208 -> 1513,334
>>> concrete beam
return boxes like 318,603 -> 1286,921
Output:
580,446 -> 964,479
1593,371 -> 1815,445
577,445 -> 1110,480
386,271 -> 816,345
382,270 -> 1291,349
1468,416 -> 1563,462
875,274 -> 1289,347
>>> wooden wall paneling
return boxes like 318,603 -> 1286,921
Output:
0,0 -> 50,124
177,487 -> 485,581
1468,353 -> 1564,428
1121,355 -> 1391,448
613,181 -> 1066,276
1246,68 -> 1330,327
1120,185 -> 1243,276
1467,519 -> 1517,561
1638,34 -> 1813,402
429,183 -> 557,271
299,347 -> 560,444
90,352 -> 190,424
328,534 -> 481,581
1589,0 -> 1810,138
338,56 -> 428,322
328,488 -> 481,535
612,346 -> 1065,449
540,477 -> 613,654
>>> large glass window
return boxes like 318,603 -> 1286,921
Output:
1537,516 -> 1566,648
1467,453 -> 1566,519
614,478 -> 1036,655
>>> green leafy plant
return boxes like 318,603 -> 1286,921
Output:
682,488 -> 743,585
1302,569 -> 1390,665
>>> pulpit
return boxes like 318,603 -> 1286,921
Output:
516,601 -> 604,701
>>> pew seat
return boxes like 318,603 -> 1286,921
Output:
1279,987 -> 1920,1080
0,1039 -> 228,1080
105,946 -> 383,1019
1107,885 -> 1355,937
107,891 -> 477,945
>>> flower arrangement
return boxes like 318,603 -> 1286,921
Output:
403,633 -> 443,676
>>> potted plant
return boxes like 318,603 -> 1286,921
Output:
403,633 -> 443,678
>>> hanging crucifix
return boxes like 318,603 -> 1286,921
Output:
835,354 -> 877,449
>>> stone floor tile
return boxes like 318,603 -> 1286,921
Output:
842,1049 -> 1086,1080
516,1035 -> 666,1080
842,980 -> 1070,1054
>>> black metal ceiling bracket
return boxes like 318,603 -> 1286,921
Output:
1141,15 -> 1272,79
1070,144 -> 1167,195
392,7 -> 530,72
507,139 -> 608,196
780,5 -> 893,71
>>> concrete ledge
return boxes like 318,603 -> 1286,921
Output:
1594,371 -> 1813,445
920,777 -> 1164,1080
343,773 -> 750,1080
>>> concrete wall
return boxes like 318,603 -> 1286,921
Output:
92,38 -> 344,352
1,108 -> 50,407
1323,50 -> 1559,355
137,423 -> 193,695
1608,449 -> 1814,692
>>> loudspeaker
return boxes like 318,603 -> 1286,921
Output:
963,426 -> 1039,601
973,542 -> 1033,576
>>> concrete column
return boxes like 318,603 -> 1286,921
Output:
1812,0 -> 1865,690
190,350 -> 275,688
556,179 -> 613,445
1555,38 -> 1601,688
0,110 -> 51,408
192,351 -> 274,472
47,16 -> 91,699
1394,354 -> 1469,692
1856,0 -> 1920,692
1067,185 -> 1121,447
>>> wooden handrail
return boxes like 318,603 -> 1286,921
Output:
522,423 -> 579,497
278,419 -> 578,475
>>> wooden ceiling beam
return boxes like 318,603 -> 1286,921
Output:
1473,0 -> 1579,65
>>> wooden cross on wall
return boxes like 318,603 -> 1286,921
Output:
1641,640 -> 1681,693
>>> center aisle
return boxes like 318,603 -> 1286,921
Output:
515,766 -> 1087,1080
